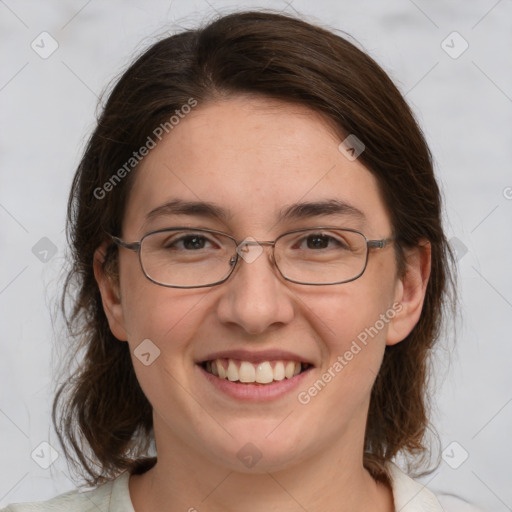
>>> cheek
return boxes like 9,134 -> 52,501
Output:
306,278 -> 396,345
123,289 -> 204,348
299,277 -> 398,389
295,297 -> 395,423
118,256 -> 206,360
119,283 -> 210,411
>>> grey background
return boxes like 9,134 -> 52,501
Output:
0,0 -> 511,510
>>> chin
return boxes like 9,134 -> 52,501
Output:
201,429 -> 308,474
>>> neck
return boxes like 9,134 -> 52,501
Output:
129,425 -> 393,512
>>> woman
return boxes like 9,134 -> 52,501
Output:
2,10 -> 456,511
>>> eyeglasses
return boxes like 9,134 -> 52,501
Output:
110,227 -> 394,288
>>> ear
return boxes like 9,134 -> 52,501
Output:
93,245 -> 128,342
386,240 -> 431,346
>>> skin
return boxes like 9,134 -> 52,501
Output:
94,96 -> 430,512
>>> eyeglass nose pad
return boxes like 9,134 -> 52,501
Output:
235,238 -> 265,264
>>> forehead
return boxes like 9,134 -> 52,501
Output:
123,96 -> 391,238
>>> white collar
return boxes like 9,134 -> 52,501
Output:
387,463 -> 444,511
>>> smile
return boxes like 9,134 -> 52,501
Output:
201,359 -> 312,385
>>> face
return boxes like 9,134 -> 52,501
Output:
96,95 -> 426,473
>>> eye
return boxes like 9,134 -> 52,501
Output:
305,234 -> 330,249
298,233 -> 350,250
162,233 -> 216,250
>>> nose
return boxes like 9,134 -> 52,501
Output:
215,243 -> 295,335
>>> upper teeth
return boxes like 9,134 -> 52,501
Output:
205,359 -> 303,384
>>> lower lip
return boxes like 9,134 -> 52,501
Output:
197,364 -> 313,402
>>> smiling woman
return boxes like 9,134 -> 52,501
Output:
2,9 -> 456,512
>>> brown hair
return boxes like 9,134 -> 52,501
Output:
54,10 -> 456,486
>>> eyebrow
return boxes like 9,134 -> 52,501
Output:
279,199 -> 365,223
143,198 -> 366,227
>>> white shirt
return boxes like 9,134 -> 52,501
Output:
0,464 -> 478,512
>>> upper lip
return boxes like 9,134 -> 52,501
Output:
197,349 -> 315,366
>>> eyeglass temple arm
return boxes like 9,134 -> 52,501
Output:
110,235 -> 140,252
367,237 -> 394,249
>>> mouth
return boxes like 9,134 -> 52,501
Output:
199,358 -> 313,385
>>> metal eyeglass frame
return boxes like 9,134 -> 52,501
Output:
109,226 -> 394,289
